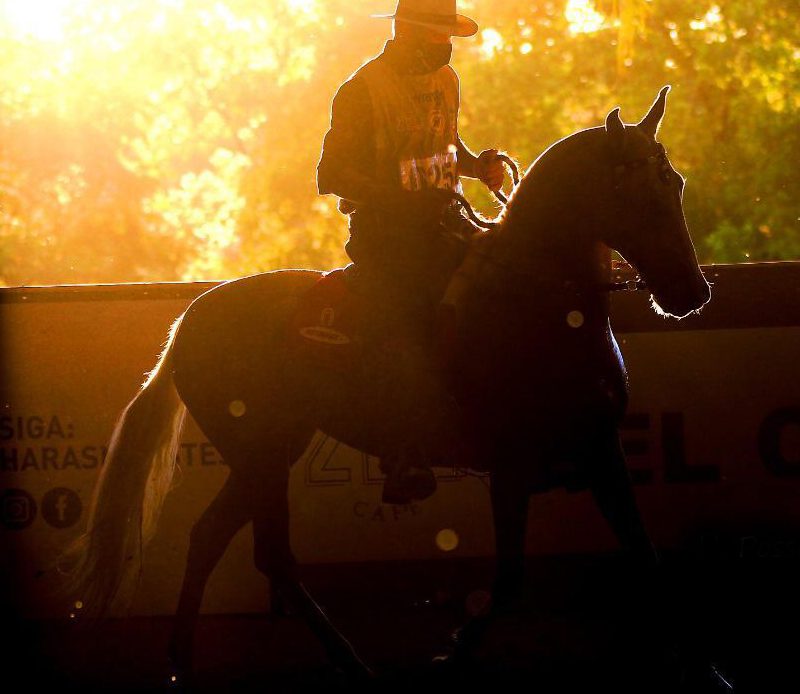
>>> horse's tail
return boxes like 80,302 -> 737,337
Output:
60,315 -> 187,618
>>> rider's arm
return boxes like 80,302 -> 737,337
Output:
317,78 -> 388,207
456,138 -> 481,179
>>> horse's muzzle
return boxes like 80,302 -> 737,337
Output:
653,273 -> 711,319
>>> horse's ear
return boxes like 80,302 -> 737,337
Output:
605,107 -> 625,150
638,85 -> 671,138
605,107 -> 624,134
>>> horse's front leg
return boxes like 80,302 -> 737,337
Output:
587,427 -> 659,568
587,427 -> 734,690
449,467 -> 530,662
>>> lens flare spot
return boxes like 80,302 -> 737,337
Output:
565,0 -> 605,35
435,528 -> 459,552
566,310 -> 585,328
228,400 -> 246,417
74,600 -> 83,609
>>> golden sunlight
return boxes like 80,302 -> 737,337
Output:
286,0 -> 317,15
565,0 -> 605,35
2,0 -> 71,41
690,4 -> 722,31
479,28 -> 504,59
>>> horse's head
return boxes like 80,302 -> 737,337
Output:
599,86 -> 710,318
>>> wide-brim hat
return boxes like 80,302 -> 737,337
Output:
372,0 -> 479,38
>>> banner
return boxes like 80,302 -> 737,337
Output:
2,263 -> 799,616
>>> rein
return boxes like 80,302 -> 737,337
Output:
606,278 -> 648,292
492,153 -> 522,206
456,245 -> 648,294
450,152 -> 520,231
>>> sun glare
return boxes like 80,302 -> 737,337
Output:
286,0 -> 318,18
565,0 -> 605,35
2,0 -> 71,41
479,28 -> 504,59
690,4 -> 722,31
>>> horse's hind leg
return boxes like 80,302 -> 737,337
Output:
250,455 -> 373,680
169,471 -> 254,677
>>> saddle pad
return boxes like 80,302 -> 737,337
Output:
289,268 -> 460,372
288,269 -> 363,371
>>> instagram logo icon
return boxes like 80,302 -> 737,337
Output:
1,489 -> 37,530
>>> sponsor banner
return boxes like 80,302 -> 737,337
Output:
1,264 -> 799,617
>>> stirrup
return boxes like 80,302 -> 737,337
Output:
382,466 -> 437,504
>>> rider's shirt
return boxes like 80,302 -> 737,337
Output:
358,56 -> 461,195
317,40 -> 463,210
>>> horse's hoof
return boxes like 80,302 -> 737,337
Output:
166,664 -> 192,692
334,661 -> 376,684
166,646 -> 195,692
685,661 -> 735,692
708,663 -> 735,692
432,646 -> 476,671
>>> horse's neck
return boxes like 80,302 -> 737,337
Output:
442,194 -> 612,329
485,205 -> 607,289
505,190 -> 593,269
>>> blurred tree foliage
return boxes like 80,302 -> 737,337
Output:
0,0 -> 797,286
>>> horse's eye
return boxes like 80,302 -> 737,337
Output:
658,157 -> 674,183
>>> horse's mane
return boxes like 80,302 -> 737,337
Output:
476,126 -> 604,237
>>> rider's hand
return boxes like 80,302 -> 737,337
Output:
476,149 -> 505,192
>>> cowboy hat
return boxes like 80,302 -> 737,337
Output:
372,0 -> 479,38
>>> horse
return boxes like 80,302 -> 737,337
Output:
60,86 -> 711,684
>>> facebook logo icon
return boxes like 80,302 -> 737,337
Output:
41,487 -> 82,529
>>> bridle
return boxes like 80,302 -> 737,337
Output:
612,142 -> 673,189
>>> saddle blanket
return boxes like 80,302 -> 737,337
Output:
288,268 -> 457,372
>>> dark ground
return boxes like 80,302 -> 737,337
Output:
3,553 -> 797,693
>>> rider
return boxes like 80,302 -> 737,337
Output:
316,0 -> 506,504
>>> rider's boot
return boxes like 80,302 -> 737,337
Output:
381,448 -> 437,505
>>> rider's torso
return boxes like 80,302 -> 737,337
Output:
357,56 -> 461,194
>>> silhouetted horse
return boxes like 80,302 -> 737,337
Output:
62,87 -> 710,682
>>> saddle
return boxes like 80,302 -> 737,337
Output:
288,266 -> 458,373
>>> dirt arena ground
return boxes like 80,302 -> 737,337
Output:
4,554 -> 796,693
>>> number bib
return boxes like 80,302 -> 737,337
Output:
399,150 -> 460,192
